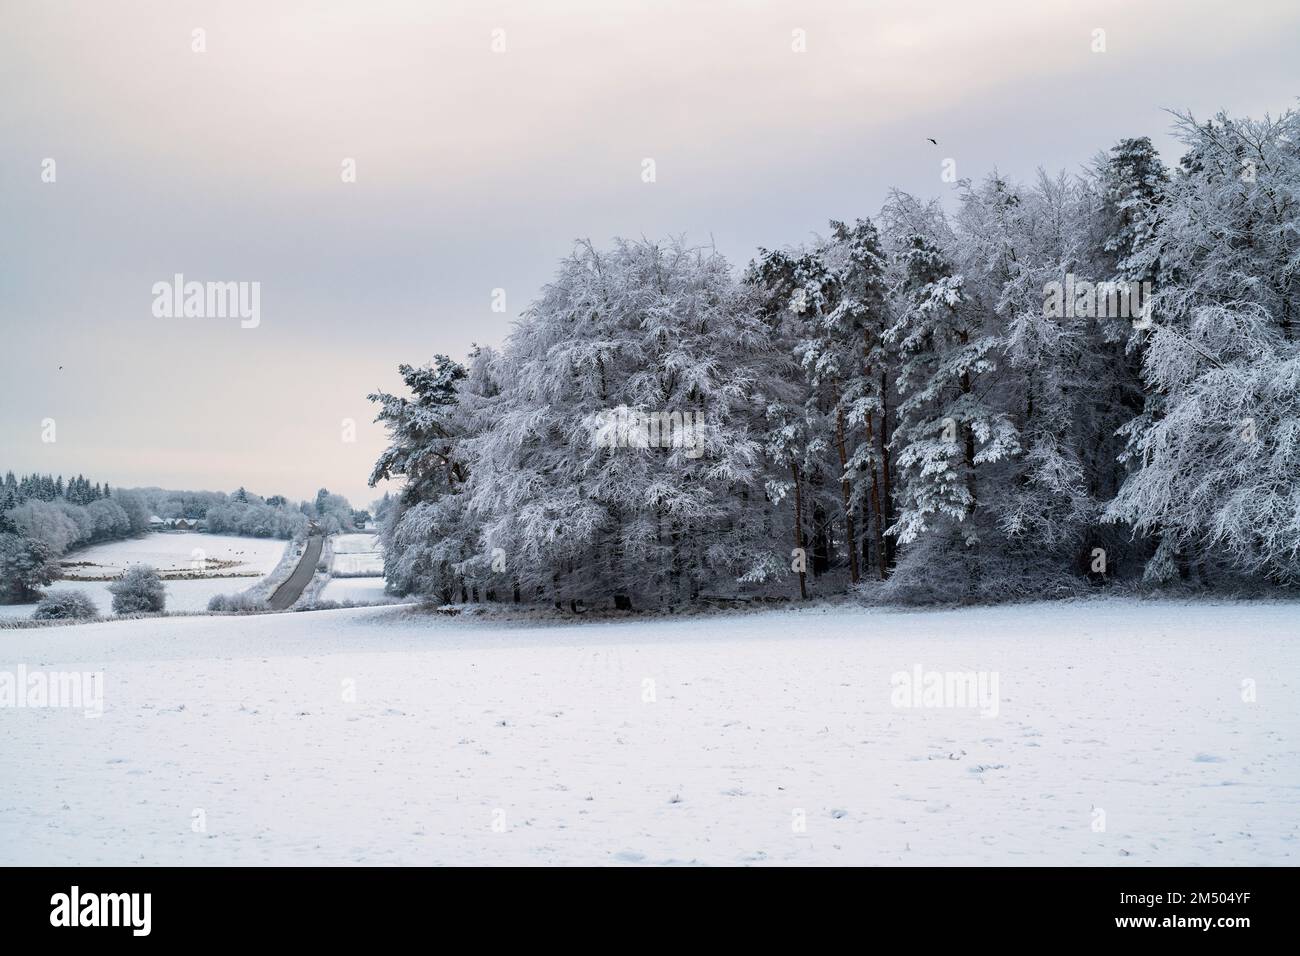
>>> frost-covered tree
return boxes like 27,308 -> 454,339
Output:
820,219 -> 895,581
1111,309 -> 1300,581
363,103 -> 1300,607
961,172 -> 1107,573
108,565 -> 166,614
0,533 -> 58,603
881,207 -> 1019,601
1110,109 -> 1300,582
368,352 -> 484,602
114,490 -> 152,536
750,218 -> 896,589
1096,136 -> 1170,289
465,237 -> 767,609
746,247 -> 819,598
8,499 -> 80,554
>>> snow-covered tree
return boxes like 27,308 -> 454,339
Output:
0,533 -> 58,603
362,103 -> 1300,607
880,202 -> 1020,601
465,237 -> 767,608
368,353 -> 481,602
108,565 -> 166,614
1110,109 -> 1300,582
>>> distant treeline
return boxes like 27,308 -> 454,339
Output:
0,472 -> 147,602
0,474 -> 362,603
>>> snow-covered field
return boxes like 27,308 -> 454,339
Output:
318,577 -> 393,604
1,599 -> 1296,866
330,533 -> 383,576
55,533 -> 284,576
0,578 -> 245,618
0,533 -> 289,619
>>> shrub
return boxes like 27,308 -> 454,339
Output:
207,592 -> 264,614
32,589 -> 98,621
108,565 -> 166,614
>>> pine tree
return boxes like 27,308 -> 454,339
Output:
368,353 -> 477,602
883,226 -> 1019,600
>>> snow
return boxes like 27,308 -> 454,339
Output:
319,533 -> 392,602
317,577 -> 394,604
0,534 -> 289,619
329,534 -> 383,576
0,578 -> 248,618
1,598 -> 1295,865
332,534 -> 380,554
55,532 -> 286,576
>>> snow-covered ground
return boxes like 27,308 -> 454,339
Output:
0,533 -> 290,619
318,577 -> 393,604
319,533 -> 394,603
1,599 -> 1296,865
330,533 -> 384,576
0,578 -> 247,618
55,533 -> 284,576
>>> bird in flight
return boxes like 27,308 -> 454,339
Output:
926,138 -> 938,146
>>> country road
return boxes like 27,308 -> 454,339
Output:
268,535 -> 323,610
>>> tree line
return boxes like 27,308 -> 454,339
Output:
366,108 -> 1297,608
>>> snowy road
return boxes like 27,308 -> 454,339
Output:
268,535 -> 323,610
1,599 -> 1296,865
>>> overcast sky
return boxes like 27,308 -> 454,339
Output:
2,0 -> 1297,507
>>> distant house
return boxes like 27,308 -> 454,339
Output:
167,517 -> 198,531
148,515 -> 166,529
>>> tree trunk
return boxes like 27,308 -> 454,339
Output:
879,369 -> 896,573
958,331 -> 978,519
865,412 -> 886,580
835,405 -> 860,584
812,500 -> 830,576
792,461 -> 808,600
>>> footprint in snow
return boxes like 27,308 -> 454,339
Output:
1193,753 -> 1226,763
